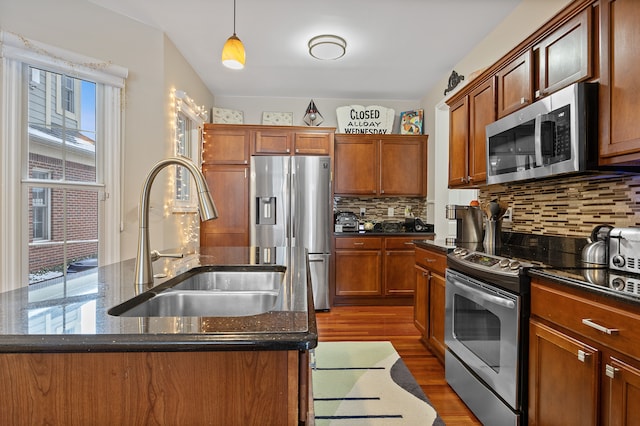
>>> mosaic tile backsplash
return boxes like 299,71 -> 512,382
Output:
334,197 -> 428,222
479,172 -> 640,237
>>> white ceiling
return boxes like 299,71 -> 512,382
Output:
90,0 -> 523,100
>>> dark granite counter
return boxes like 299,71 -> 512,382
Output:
413,238 -> 456,253
529,268 -> 640,306
0,246 -> 317,353
334,231 -> 436,238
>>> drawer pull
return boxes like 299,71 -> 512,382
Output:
404,242 -> 415,246
577,349 -> 590,363
424,258 -> 436,263
581,318 -> 619,335
353,242 -> 364,246
605,364 -> 619,379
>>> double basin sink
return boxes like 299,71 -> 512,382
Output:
109,265 -> 286,318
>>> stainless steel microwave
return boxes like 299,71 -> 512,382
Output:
485,82 -> 598,185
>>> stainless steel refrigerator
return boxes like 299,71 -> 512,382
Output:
250,156 -> 331,310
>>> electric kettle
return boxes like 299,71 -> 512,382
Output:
582,224 -> 613,266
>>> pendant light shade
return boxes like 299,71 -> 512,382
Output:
222,0 -> 245,70
222,34 -> 245,69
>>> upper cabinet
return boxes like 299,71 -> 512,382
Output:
535,8 -> 593,97
334,134 -> 428,197
598,0 -> 640,165
202,127 -> 250,165
496,50 -> 533,118
252,126 -> 334,156
449,78 -> 495,188
444,0 -> 640,185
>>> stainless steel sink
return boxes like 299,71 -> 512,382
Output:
113,289 -> 279,317
109,265 -> 286,317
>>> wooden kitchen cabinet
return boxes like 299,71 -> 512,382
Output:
535,7 -> 593,97
252,127 -> 334,156
529,277 -> 640,425
414,245 -> 447,363
0,350 -> 309,425
598,0 -> 640,165
383,237 -> 417,296
448,78 -> 495,188
334,134 -> 427,197
200,165 -> 249,247
202,126 -> 250,165
334,235 -> 429,306
496,50 -> 533,118
334,237 -> 382,297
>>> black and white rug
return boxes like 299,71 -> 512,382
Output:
312,341 -> 445,425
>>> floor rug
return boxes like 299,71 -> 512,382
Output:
312,341 -> 445,425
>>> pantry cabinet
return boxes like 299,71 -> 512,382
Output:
598,0 -> 640,165
414,245 -> 447,363
529,278 -> 640,425
334,134 -> 427,197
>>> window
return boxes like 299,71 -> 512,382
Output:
0,31 -> 127,292
31,170 -> 51,241
171,90 -> 207,212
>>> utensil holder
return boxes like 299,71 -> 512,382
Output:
484,219 -> 502,253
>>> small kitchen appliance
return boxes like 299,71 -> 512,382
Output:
582,224 -> 613,266
609,227 -> 640,274
334,211 -> 358,232
446,204 -> 483,242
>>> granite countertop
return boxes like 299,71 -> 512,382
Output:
335,231 -> 436,238
529,268 -> 640,306
0,246 -> 317,353
413,238 -> 456,253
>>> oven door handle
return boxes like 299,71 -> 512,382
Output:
451,280 -> 516,309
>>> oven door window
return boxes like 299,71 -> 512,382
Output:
453,294 -> 501,373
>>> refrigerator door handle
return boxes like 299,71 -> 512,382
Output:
290,163 -> 296,247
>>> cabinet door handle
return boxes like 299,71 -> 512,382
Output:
422,272 -> 428,277
605,364 -> 619,379
577,349 -> 591,363
582,318 -> 619,335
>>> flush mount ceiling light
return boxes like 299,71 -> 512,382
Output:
308,34 -> 347,60
221,0 -> 245,70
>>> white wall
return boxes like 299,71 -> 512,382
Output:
0,0 -> 215,263
420,0 -> 573,238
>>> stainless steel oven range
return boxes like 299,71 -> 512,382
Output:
445,248 -> 533,426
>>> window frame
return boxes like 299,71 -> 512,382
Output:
0,31 -> 128,291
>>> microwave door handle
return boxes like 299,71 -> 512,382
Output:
451,280 -> 516,309
534,115 -> 544,167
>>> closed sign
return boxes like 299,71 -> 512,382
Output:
336,105 -> 395,134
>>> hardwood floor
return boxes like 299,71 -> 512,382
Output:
315,305 -> 481,425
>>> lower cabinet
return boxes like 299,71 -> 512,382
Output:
0,350 -> 310,425
333,235 -> 428,306
529,278 -> 640,426
414,245 -> 447,363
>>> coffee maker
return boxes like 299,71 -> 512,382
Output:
446,205 -> 483,243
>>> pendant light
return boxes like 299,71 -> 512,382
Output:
221,0 -> 245,70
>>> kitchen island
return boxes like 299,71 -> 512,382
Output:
0,246 -> 317,425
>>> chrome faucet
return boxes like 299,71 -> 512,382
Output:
134,157 -> 218,287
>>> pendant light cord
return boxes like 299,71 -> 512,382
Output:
233,0 -> 237,35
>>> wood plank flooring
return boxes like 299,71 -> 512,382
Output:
315,305 -> 481,425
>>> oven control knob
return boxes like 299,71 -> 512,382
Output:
611,277 -> 626,291
612,255 -> 626,268
453,248 -> 468,256
509,261 -> 521,270
499,258 -> 511,268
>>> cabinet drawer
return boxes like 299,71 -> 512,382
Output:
414,247 -> 447,275
531,281 -> 640,361
335,237 -> 382,250
385,237 -> 417,250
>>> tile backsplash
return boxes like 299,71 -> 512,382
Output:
480,172 -> 640,237
334,197 -> 428,222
